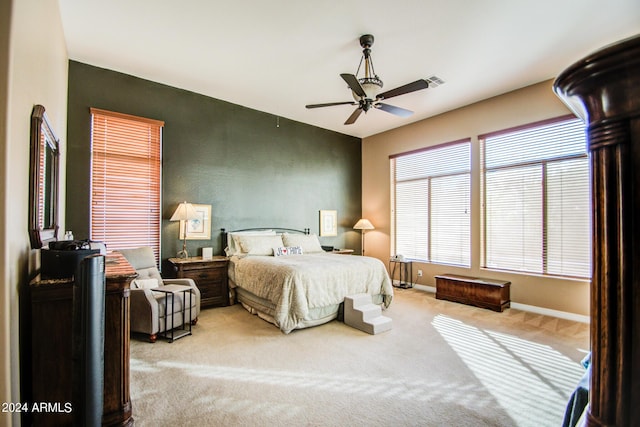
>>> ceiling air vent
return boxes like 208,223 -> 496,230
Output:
426,75 -> 445,88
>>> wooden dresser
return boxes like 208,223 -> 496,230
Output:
23,252 -> 136,426
168,256 -> 229,308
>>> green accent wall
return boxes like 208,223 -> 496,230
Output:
66,61 -> 362,264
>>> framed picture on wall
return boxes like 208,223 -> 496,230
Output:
180,204 -> 211,240
319,210 -> 337,236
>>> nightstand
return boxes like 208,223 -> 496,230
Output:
331,249 -> 354,255
168,256 -> 229,308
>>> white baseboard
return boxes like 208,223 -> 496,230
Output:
509,302 -> 590,324
407,283 -> 590,324
413,284 -> 435,293
392,281 -> 436,293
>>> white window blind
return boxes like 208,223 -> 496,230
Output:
391,140 -> 471,266
481,117 -> 590,278
90,108 -> 163,262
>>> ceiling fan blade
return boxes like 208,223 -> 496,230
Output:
344,107 -> 363,125
306,101 -> 357,109
377,79 -> 429,100
340,73 -> 367,98
376,103 -> 413,117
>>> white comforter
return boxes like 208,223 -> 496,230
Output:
231,253 -> 393,333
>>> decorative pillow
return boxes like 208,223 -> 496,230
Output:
273,246 -> 304,257
281,233 -> 324,253
132,278 -> 159,289
225,229 -> 276,256
234,234 -> 284,256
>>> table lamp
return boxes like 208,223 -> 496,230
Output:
170,201 -> 199,258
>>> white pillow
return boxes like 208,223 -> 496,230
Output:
235,234 -> 284,256
132,278 -> 159,289
281,233 -> 324,253
225,229 -> 276,255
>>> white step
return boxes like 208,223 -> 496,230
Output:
357,303 -> 382,321
365,316 -> 393,334
348,293 -> 374,307
344,294 -> 392,335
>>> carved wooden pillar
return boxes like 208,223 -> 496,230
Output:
554,34 -> 640,427
102,253 -> 136,427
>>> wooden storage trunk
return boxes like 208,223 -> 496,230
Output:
435,274 -> 510,312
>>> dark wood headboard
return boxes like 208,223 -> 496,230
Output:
220,227 -> 310,253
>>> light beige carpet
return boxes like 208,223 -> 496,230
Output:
129,288 -> 589,426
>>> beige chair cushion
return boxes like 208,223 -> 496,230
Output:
118,247 -> 163,282
132,278 -> 160,289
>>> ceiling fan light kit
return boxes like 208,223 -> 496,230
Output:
352,77 -> 383,102
351,34 -> 383,102
306,34 -> 431,125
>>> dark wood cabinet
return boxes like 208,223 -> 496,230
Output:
168,256 -> 229,308
22,253 -> 136,426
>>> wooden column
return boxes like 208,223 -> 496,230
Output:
554,34 -> 640,427
101,253 -> 136,427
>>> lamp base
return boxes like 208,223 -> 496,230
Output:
178,237 -> 189,258
177,249 -> 188,259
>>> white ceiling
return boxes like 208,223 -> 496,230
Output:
57,0 -> 640,138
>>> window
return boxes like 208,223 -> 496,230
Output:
391,140 -> 471,266
90,108 -> 163,262
480,116 -> 590,278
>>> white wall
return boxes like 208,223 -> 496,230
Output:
362,80 -> 590,317
1,1 -> 68,425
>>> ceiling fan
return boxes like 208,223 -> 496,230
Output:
306,34 -> 430,125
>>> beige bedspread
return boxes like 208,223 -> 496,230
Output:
230,253 -> 393,333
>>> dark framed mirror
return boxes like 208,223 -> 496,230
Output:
29,104 -> 60,249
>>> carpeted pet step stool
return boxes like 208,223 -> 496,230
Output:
344,294 -> 392,334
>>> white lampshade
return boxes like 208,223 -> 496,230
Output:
353,218 -> 375,230
170,201 -> 199,221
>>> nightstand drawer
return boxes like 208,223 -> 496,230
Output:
199,280 -> 227,300
187,267 -> 225,282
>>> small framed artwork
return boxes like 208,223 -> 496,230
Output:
180,204 -> 211,240
319,210 -> 337,236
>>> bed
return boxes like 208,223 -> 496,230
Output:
222,228 -> 393,333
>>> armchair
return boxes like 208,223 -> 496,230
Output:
117,247 -> 201,342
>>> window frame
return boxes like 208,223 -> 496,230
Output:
390,138 -> 472,267
479,115 -> 591,279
